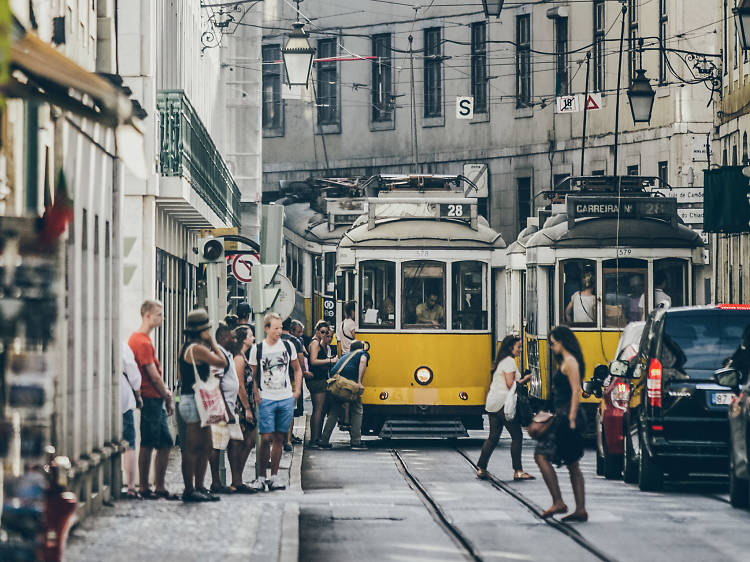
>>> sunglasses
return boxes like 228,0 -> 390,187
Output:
319,330 -> 330,335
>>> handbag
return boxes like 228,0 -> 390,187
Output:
513,385 -> 534,427
210,423 -> 230,450
326,351 -> 363,401
228,417 -> 244,441
189,346 -> 229,427
503,382 -> 518,420
527,411 -> 555,439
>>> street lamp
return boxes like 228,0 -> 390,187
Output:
282,22 -> 315,88
735,0 -> 750,51
482,0 -> 504,18
627,68 -> 656,124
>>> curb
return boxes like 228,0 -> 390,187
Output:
288,413 -> 308,493
279,413 -> 307,562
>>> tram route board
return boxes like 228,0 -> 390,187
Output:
567,196 -> 678,226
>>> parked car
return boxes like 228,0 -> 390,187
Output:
717,321 -> 750,508
591,321 -> 646,480
622,305 -> 750,491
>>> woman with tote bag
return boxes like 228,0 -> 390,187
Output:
476,335 -> 535,481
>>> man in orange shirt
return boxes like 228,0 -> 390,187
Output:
128,300 -> 177,499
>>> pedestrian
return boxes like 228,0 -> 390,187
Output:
121,341 -> 142,499
476,335 -> 535,481
208,322 -> 241,494
281,318 -> 305,451
128,300 -> 179,500
318,340 -> 369,450
337,302 -> 356,355
229,325 -> 258,493
290,320 -> 309,439
237,302 -> 252,327
534,325 -> 588,522
307,320 -> 335,448
249,312 -> 302,491
224,313 -> 239,331
176,309 -> 228,502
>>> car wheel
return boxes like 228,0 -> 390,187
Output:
604,453 -> 623,480
729,451 -> 749,509
638,434 -> 664,492
623,427 -> 638,484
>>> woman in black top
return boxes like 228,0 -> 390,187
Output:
534,325 -> 588,522
228,326 -> 257,493
177,309 -> 227,503
308,320 -> 336,447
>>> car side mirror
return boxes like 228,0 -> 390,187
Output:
609,359 -> 629,378
714,367 -> 740,394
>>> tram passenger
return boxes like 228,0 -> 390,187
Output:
307,320 -> 336,448
476,335 -> 535,481
363,297 -> 380,325
534,326 -> 588,522
565,272 -> 596,324
338,302 -> 357,355
416,293 -> 445,326
637,271 -> 672,314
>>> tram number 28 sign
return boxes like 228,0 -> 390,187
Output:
439,203 -> 471,220
323,296 -> 336,325
567,196 -> 678,224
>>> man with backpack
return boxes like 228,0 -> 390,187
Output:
249,313 -> 302,491
318,340 -> 369,450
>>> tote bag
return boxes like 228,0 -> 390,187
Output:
189,346 -> 229,427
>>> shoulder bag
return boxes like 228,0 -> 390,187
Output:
527,411 -> 555,440
326,351 -> 364,401
189,345 -> 229,427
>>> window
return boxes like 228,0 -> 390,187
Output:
628,0 -> 638,83
591,169 -> 606,176
262,44 -> 283,132
317,38 -> 338,126
593,0 -> 606,92
659,0 -> 668,84
555,17 -> 569,96
626,164 -> 639,176
471,22 -> 488,113
452,262 -> 487,330
744,133 -> 749,165
525,266 -> 538,334
603,258 -> 648,328
402,261 -> 445,329
517,177 -> 531,231
654,259 -> 687,309
658,161 -> 668,185
372,34 -> 393,122
516,14 -> 531,107
360,261 -> 395,328
561,259 -> 597,327
424,28 -> 442,118
324,252 -> 336,295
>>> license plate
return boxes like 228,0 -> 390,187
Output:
712,392 -> 734,405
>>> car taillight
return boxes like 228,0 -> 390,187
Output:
611,382 -> 630,410
718,304 -> 750,310
647,358 -> 662,408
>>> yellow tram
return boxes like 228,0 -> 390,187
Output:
516,176 -> 705,428
335,176 -> 507,438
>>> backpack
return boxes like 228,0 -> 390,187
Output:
255,339 -> 293,391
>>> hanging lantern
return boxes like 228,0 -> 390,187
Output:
627,68 -> 656,124
282,22 -> 315,88
481,0 -> 504,18
735,0 -> 750,51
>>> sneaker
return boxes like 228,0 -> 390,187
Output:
249,479 -> 266,493
267,479 -> 287,491
317,442 -> 333,449
350,442 -> 367,451
283,442 -> 293,452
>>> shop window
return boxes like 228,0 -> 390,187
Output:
561,259 -> 597,327
360,260 -> 395,328
654,258 -> 687,309
603,258 -> 648,328
452,261 -> 487,330
402,260 -> 445,329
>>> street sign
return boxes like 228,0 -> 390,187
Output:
456,96 -> 474,119
691,135 -> 709,162
677,207 -> 704,224
584,93 -> 602,111
322,296 -> 336,324
556,95 -> 579,113
463,163 -> 488,198
567,196 -> 678,225
231,254 -> 259,283
269,274 -> 296,320
653,188 -> 703,203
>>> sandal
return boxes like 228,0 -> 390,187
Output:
210,484 -> 234,494
513,471 -> 536,481
154,489 -> 181,501
124,490 -> 141,500
561,511 -> 588,523
542,504 -> 568,518
476,468 -> 489,480
232,483 -> 258,494
140,489 -> 158,500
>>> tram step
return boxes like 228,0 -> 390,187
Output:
379,419 -> 468,439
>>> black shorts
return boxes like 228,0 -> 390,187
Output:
140,397 -> 174,449
306,378 -> 327,395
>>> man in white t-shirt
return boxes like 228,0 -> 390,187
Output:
249,312 -> 302,491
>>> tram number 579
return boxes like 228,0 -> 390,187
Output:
440,203 -> 466,218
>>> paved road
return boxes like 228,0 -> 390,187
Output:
301,428 -> 750,562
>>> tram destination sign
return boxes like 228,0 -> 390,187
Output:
567,196 -> 678,226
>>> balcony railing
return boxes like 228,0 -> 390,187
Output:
157,90 -> 240,226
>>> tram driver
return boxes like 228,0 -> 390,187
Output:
565,272 -> 596,324
416,293 -> 445,326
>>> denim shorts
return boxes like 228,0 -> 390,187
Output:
140,397 -> 174,449
122,409 -> 136,449
178,393 -> 201,425
257,397 -> 295,434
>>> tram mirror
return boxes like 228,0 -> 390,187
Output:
609,359 -> 629,378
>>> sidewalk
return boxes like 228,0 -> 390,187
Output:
64,416 -> 305,562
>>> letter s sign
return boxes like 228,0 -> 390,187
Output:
456,96 -> 474,120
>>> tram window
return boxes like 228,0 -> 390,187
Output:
403,261 -> 446,329
526,266 -> 538,334
603,258 -> 648,328
324,252 -> 336,295
359,260 -> 395,328
452,261 -> 487,330
654,259 -> 687,309
561,259 -> 597,327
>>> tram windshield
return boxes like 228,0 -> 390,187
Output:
603,258 -> 648,328
359,260 -> 396,328
654,259 -> 687,309
402,261 -> 446,329
452,261 -> 487,330
561,259 -> 597,327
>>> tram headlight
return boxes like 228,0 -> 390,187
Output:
414,366 -> 433,386
459,392 -> 469,401
379,391 -> 389,400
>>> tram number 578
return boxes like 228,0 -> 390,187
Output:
440,203 -> 466,218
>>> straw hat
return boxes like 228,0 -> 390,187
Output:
185,308 -> 211,333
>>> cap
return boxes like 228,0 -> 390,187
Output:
185,308 -> 211,334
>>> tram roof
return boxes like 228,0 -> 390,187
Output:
340,217 -> 506,249
283,202 -> 352,245
526,216 -> 703,249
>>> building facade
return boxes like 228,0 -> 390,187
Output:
262,1 -> 717,246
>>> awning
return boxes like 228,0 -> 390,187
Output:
2,32 -> 134,127
704,167 -> 750,233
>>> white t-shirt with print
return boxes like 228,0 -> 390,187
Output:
485,356 -> 521,412
249,339 -> 294,401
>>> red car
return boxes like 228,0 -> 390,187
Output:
594,321 -> 646,479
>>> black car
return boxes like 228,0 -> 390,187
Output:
622,305 -> 750,491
